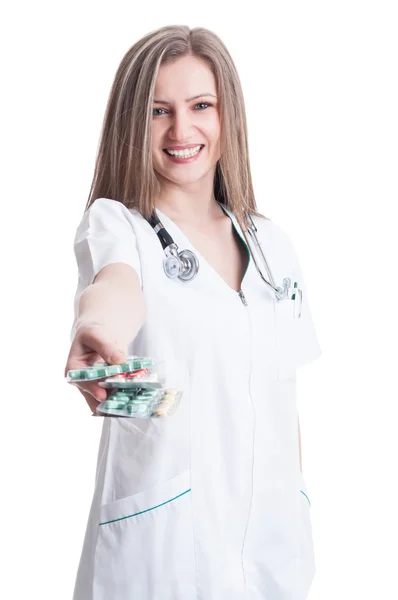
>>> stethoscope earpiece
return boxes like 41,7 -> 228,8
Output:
275,277 -> 292,300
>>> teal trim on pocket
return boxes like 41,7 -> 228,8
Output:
300,489 -> 311,507
99,488 -> 191,526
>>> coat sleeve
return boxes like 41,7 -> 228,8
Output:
73,197 -> 142,288
69,197 -> 142,342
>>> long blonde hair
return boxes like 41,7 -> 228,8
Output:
85,25 -> 267,232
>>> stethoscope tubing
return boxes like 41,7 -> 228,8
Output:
242,212 -> 286,299
146,206 -> 297,304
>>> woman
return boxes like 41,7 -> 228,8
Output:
65,24 -> 322,600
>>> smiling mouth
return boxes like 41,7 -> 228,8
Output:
163,145 -> 204,156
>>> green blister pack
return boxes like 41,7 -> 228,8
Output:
95,388 -> 182,419
66,356 -> 154,382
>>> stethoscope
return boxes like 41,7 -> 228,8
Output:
146,204 -> 303,318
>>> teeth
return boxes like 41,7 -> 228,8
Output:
166,145 -> 202,158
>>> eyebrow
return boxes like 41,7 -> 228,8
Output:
153,93 -> 217,104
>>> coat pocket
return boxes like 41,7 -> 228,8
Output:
298,477 -> 316,578
94,469 -> 197,600
267,482 -> 316,599
275,277 -> 322,381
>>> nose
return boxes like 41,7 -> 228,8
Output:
168,108 -> 194,142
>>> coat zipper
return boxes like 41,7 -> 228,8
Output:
237,286 -> 255,597
237,230 -> 250,307
235,241 -> 253,597
219,202 -> 255,594
217,202 -> 251,308
238,289 -> 248,305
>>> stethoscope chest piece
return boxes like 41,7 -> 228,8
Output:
148,212 -> 200,282
163,248 -> 199,282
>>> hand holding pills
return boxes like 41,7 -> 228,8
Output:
64,321 -> 129,413
64,321 -> 182,418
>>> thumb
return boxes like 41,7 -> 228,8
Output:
107,347 -> 128,364
80,326 -> 127,364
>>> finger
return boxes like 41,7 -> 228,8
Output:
75,381 -> 108,403
78,326 -> 127,365
79,389 -> 101,414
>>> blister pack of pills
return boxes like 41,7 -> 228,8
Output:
66,357 -> 182,418
66,356 -> 154,382
96,388 -> 182,418
98,367 -> 162,389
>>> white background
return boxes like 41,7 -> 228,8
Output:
1,1 -> 397,598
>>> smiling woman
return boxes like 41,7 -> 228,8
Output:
67,23 -> 322,600
150,54 -> 222,200
81,26 -> 261,225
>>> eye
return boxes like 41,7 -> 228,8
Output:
193,102 -> 212,110
153,102 -> 213,117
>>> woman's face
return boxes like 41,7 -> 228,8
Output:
151,55 -> 221,187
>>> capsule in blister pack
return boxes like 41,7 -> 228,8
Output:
95,388 -> 182,419
98,367 -> 163,390
151,389 -> 182,417
95,388 -> 159,418
66,356 -> 154,382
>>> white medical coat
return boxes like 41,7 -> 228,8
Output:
70,197 -> 322,600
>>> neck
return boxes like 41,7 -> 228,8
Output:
155,183 -> 223,225
155,173 -> 223,225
